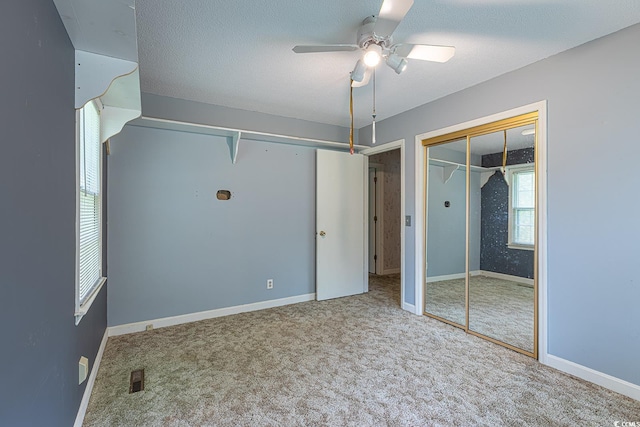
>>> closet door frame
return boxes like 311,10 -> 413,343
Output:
419,107 -> 545,359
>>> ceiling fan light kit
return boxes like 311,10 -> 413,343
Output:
351,60 -> 367,83
386,53 -> 408,74
363,44 -> 383,67
292,0 -> 455,88
293,0 -> 456,147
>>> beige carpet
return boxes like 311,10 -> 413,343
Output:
84,274 -> 640,426
426,275 -> 534,352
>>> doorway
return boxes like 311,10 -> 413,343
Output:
362,140 -> 406,310
368,149 -> 401,276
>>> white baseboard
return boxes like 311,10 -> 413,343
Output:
382,268 -> 401,275
108,293 -> 317,337
426,272 -> 465,282
426,271 -> 481,283
544,354 -> 640,401
402,302 -> 416,314
480,270 -> 534,286
74,328 -> 108,427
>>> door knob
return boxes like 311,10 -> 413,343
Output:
319,231 -> 326,237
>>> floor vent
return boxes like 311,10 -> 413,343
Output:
129,369 -> 145,393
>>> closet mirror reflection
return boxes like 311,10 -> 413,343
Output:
424,138 -> 468,327
468,125 -> 536,354
423,112 -> 538,358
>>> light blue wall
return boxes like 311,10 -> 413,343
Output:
425,163 -> 481,278
426,165 -> 465,277
107,125 -> 316,326
360,23 -> 640,386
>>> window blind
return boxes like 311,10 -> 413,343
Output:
78,101 -> 102,304
512,170 -> 534,245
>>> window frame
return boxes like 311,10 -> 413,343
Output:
506,164 -> 535,251
75,99 -> 107,325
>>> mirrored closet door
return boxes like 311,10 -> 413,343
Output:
424,138 -> 468,328
423,113 -> 538,358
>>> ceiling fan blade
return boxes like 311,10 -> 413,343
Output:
292,44 -> 359,54
394,44 -> 455,63
373,0 -> 414,39
351,69 -> 372,87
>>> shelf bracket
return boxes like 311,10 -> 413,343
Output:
481,171 -> 495,188
443,165 -> 459,184
229,131 -> 241,164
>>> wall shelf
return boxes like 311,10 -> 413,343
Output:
429,158 -> 501,185
54,0 -> 141,143
129,116 -> 367,164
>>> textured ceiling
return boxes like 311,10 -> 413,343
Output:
136,0 -> 640,129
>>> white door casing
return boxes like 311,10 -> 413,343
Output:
316,150 -> 366,300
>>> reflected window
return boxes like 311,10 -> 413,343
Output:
508,166 -> 535,249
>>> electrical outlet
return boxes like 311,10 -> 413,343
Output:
146,324 -> 153,331
266,279 -> 274,289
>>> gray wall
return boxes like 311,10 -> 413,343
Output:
0,0 -> 107,425
359,23 -> 640,386
107,125 -> 316,326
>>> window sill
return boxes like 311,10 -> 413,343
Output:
507,243 -> 534,251
75,277 -> 107,325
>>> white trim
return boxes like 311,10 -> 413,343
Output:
74,329 -> 108,427
360,139 -> 403,155
108,293 -> 316,336
381,268 -> 401,275
507,243 -> 534,251
426,272 -> 466,282
426,271 -> 482,283
536,103 -> 548,363
414,137 -> 425,315
506,164 -> 535,248
75,277 -> 106,325
400,141 -> 405,313
361,139 -> 406,315
134,116 -> 368,152
402,302 -> 416,313
75,100 -> 106,326
414,100 -> 549,350
363,155 -> 369,293
544,355 -> 640,401
479,270 -> 534,286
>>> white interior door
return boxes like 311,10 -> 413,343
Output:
316,150 -> 366,300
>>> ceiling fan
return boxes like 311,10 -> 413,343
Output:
292,0 -> 455,87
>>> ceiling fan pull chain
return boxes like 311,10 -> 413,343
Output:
372,68 -> 377,145
502,129 -> 508,175
350,78 -> 354,154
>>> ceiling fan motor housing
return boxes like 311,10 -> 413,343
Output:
357,16 -> 392,51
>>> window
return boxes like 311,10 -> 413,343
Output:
508,165 -> 535,250
75,100 -> 106,324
